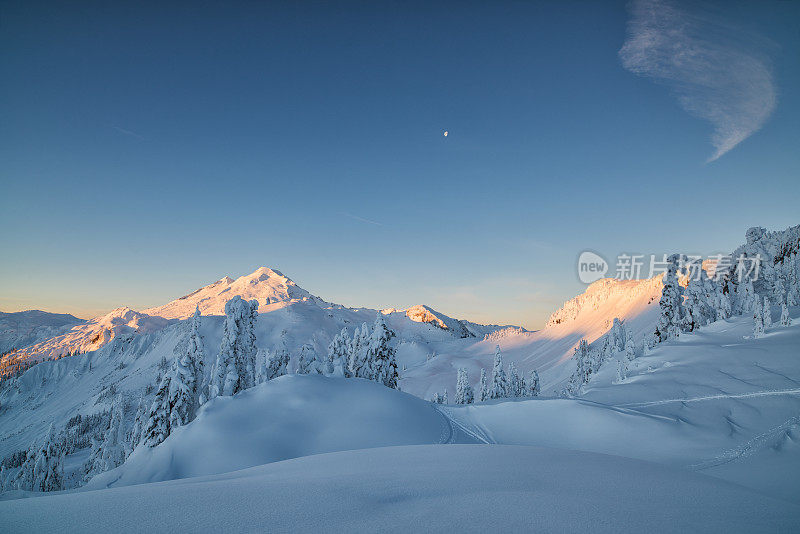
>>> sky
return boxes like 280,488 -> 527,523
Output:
1,1 -> 798,329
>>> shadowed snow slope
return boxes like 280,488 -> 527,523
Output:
3,445 -> 798,533
85,375 -> 471,489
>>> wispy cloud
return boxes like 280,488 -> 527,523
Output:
339,212 -> 384,226
619,0 -> 777,162
112,126 -> 145,140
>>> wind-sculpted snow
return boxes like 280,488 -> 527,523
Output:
3,445 -> 798,533
85,375 -> 465,488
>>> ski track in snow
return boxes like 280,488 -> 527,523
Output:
436,406 -> 494,445
617,388 -> 800,408
689,415 -> 800,471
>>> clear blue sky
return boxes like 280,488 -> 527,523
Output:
1,1 -> 798,328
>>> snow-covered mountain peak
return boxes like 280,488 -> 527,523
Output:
401,304 -> 476,338
143,266 -> 312,319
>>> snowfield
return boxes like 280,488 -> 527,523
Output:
2,445 -> 798,533
85,375 -> 472,488
1,224 -> 799,530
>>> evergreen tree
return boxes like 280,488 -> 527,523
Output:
616,358 -> 627,383
209,296 -> 259,398
763,297 -> 772,329
455,368 -> 474,404
142,372 -> 172,447
780,302 -> 791,327
295,345 -> 312,374
328,328 -> 352,377
654,254 -> 684,343
753,298 -> 765,339
478,368 -> 488,402
17,424 -> 64,492
625,331 -> 636,361
348,323 -> 371,378
89,403 -> 127,476
128,394 -> 147,448
610,318 -> 626,351
168,351 -> 197,429
367,314 -> 399,389
489,346 -> 508,399
508,362 -> 524,397
528,370 -> 540,397
265,347 -> 290,380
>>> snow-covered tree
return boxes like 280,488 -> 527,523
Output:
295,344 -> 313,374
88,403 -> 127,477
489,346 -> 508,399
610,318 -> 626,351
186,306 -> 205,402
625,331 -> 636,361
478,368 -> 488,402
455,368 -> 474,404
209,296 -> 259,399
763,297 -> 772,329
168,352 -> 198,429
616,358 -> 627,383
736,276 -> 756,316
328,328 -> 352,377
780,302 -> 791,327
142,372 -> 171,447
265,347 -> 290,380
753,298 -> 765,339
654,254 -> 684,343
528,370 -> 540,397
128,394 -> 147,448
367,314 -> 399,389
348,323 -> 371,378
16,424 -> 64,492
508,362 -> 525,397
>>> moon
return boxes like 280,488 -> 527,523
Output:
443,131 -> 448,137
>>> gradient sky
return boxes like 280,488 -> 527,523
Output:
1,1 -> 798,329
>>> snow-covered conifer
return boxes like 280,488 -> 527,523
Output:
528,370 -> 540,397
455,368 -> 474,404
763,297 -> 772,329
295,345 -> 312,375
142,372 -> 172,447
489,346 -> 508,399
610,318 -> 626,351
367,314 -> 399,389
753,299 -> 765,339
168,352 -> 197,429
654,254 -> 684,343
780,302 -> 791,326
625,331 -> 636,361
17,424 -> 64,492
508,362 -> 524,397
478,368 -> 488,402
348,323 -> 371,378
616,358 -> 627,383
328,328 -> 352,377
265,347 -> 290,380
209,296 -> 259,398
89,403 -> 127,476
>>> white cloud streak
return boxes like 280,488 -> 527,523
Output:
619,0 -> 777,161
